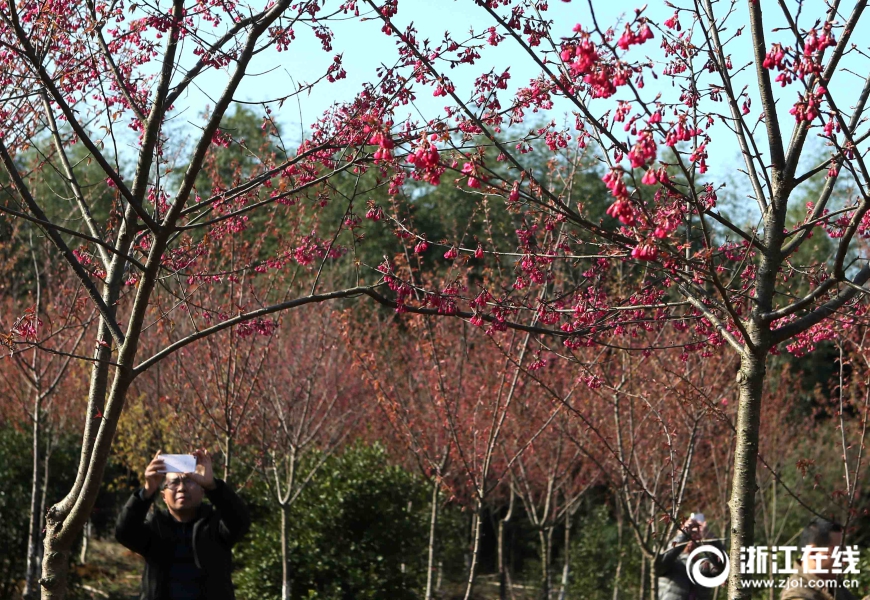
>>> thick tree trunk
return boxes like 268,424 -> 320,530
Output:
727,350 -> 766,600
425,478 -> 440,600
23,396 -> 42,600
462,504 -> 482,600
40,540 -> 73,600
40,186 -> 171,598
281,505 -> 291,600
41,338 -> 139,599
40,278 -> 120,600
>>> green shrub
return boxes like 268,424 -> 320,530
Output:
0,427 -> 32,599
0,425 -> 91,600
568,502 -> 642,600
234,442 -> 431,600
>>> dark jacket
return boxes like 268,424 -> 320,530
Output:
115,479 -> 251,600
656,531 -> 726,600
780,568 -> 859,600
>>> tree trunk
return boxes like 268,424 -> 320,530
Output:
40,539 -> 73,600
79,521 -> 91,565
462,503 -> 482,600
547,528 -> 554,597
41,357 -> 138,599
23,396 -> 43,600
558,509 -> 572,600
498,519 -> 508,600
281,505 -> 291,600
499,486 -> 516,600
638,554 -> 646,600
40,200 -> 168,599
224,433 -> 232,482
425,478 -> 440,600
727,350 -> 766,600
40,297 -> 120,600
539,528 -> 550,600
612,503 -> 623,600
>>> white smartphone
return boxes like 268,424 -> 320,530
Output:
158,454 -> 196,473
691,512 -> 706,523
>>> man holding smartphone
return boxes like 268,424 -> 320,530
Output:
115,448 -> 251,600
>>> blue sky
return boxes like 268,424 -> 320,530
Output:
166,1 -> 870,193
180,2 -> 647,130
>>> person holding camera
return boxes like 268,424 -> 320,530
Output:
780,518 -> 862,600
656,514 -> 726,600
115,448 -> 251,600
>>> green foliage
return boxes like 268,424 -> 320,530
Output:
113,393 -> 187,485
318,130 -> 614,285
190,104 -> 282,198
0,425 -> 92,600
567,503 -> 642,600
0,426 -> 31,600
234,442 -> 431,600
0,141 -> 116,299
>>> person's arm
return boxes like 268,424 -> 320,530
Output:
115,452 -> 165,555
655,530 -> 689,575
188,448 -> 251,546
204,478 -> 252,546
656,517 -> 705,575
115,488 -> 156,555
698,537 -> 727,576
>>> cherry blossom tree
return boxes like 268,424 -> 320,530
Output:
350,308 -> 575,600
0,234 -> 92,600
350,3 -> 870,597
504,401 -> 594,600
0,1 -> 380,596
348,312 -> 456,600
253,306 -> 360,600
4,0 -> 870,597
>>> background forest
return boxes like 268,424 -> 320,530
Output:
2,106 -> 869,600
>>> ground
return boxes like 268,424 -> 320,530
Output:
68,538 -> 540,600
74,538 -> 142,599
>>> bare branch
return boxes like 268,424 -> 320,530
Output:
0,139 -> 126,347
747,0 -> 786,174
770,263 -> 870,344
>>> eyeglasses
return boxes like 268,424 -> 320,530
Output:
163,477 -> 200,490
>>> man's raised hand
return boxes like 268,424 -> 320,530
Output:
143,451 -> 165,499
190,448 -> 216,491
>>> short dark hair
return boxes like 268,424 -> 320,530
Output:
800,517 -> 843,548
